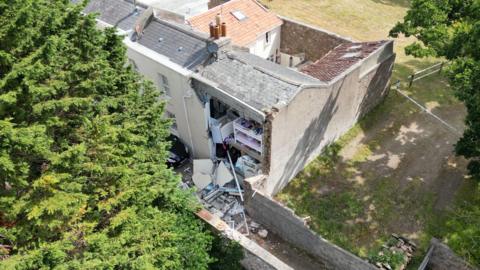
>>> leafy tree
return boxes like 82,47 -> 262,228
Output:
390,0 -> 480,179
444,186 -> 480,265
0,0 -> 223,268
390,0 -> 480,266
208,234 -> 244,270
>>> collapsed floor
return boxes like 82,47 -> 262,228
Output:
175,162 -> 327,270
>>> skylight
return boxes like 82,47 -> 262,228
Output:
347,45 -> 362,50
231,10 -> 247,21
342,52 -> 361,58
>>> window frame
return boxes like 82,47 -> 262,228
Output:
158,73 -> 171,97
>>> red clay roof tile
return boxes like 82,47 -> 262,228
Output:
187,0 -> 282,47
300,41 -> 387,82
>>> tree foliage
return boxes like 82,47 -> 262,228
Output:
444,186 -> 480,265
208,235 -> 244,270
0,0 -> 220,268
390,0 -> 480,179
390,0 -> 480,266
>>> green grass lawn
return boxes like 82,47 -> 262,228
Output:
261,0 -> 474,268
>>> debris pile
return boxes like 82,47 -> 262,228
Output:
373,234 -> 417,270
179,158 -> 250,234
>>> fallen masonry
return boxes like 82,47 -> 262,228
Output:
178,157 -> 331,270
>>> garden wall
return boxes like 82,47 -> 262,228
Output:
196,209 -> 293,270
244,177 -> 377,270
279,16 -> 352,62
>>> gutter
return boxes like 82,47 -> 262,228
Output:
183,90 -> 196,156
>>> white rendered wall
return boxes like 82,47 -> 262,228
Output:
124,39 -> 211,158
248,26 -> 281,60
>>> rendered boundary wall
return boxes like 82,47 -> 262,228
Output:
244,179 -> 376,270
196,209 -> 294,270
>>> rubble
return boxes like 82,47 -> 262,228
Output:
185,158 -> 249,234
180,156 -> 269,240
373,234 -> 417,270
192,159 -> 214,190
258,229 -> 268,238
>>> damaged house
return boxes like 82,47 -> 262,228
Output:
77,0 -> 395,197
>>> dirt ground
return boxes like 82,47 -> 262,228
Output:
276,75 -> 472,264
340,102 -> 467,211
340,95 -> 467,234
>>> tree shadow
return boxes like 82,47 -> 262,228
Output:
271,86 -> 341,194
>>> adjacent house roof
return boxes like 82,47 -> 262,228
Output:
73,0 -> 144,31
74,0 -> 210,69
137,19 -> 210,68
300,41 -> 387,81
187,0 -> 283,47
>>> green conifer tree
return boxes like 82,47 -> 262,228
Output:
0,1 -> 223,268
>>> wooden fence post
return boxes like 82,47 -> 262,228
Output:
408,75 -> 414,88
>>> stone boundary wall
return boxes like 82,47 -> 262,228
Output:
279,16 -> 353,62
244,179 -> 376,270
196,209 -> 294,270
424,238 -> 477,270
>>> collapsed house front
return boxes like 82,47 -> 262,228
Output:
78,0 -> 395,197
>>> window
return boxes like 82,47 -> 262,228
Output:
231,10 -> 247,21
265,31 -> 270,44
166,111 -> 177,130
158,73 -> 170,97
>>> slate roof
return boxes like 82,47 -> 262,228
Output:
187,0 -> 283,47
137,19 -> 210,68
300,41 -> 387,82
232,51 -> 321,85
72,0 -> 143,31
199,52 -> 305,111
73,0 -> 210,69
